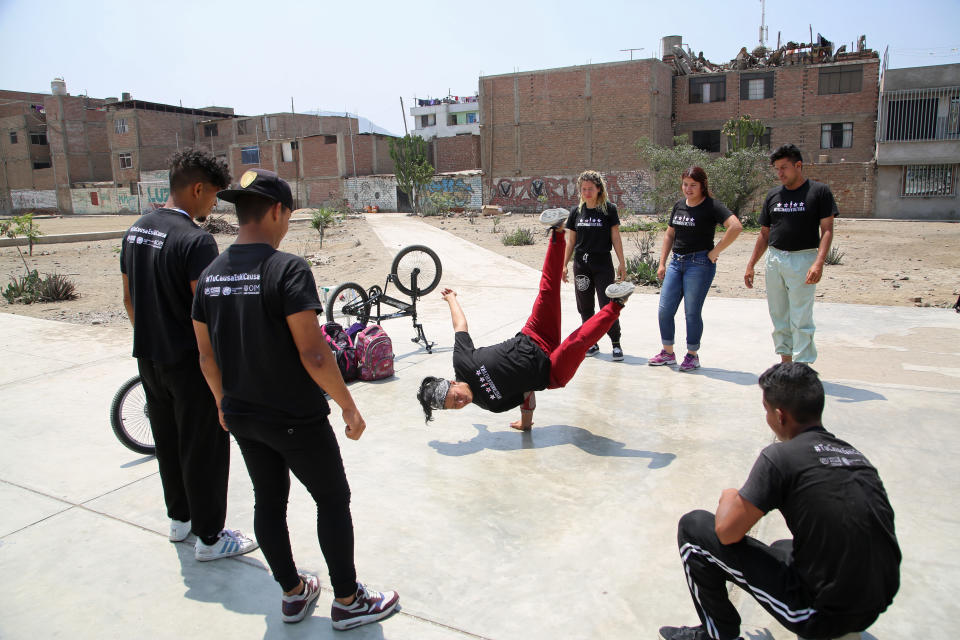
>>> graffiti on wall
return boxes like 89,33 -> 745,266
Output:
139,182 -> 170,209
490,171 -> 653,213
346,176 -> 398,210
424,174 -> 482,209
11,190 -> 58,210
118,194 -> 140,212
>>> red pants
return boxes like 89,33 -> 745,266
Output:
521,229 -> 623,389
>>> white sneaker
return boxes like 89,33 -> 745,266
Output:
169,519 -> 191,542
605,281 -> 635,302
194,528 -> 258,561
282,573 -> 321,623
331,582 -> 400,630
538,208 -> 567,228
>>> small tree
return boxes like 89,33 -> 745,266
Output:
709,147 -> 777,221
636,136 -> 708,221
388,135 -> 434,214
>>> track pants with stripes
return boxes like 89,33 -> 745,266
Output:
677,510 -> 880,640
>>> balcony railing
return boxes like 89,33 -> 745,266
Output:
878,85 -> 960,142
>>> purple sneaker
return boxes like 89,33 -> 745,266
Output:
648,350 -> 676,366
679,353 -> 700,372
331,582 -> 400,630
282,573 -> 321,623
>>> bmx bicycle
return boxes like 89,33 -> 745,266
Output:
325,244 -> 442,353
110,375 -> 155,455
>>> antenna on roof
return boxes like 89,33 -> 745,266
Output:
759,0 -> 768,47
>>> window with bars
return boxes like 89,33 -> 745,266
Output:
901,165 -> 956,197
821,123 -> 853,148
29,132 -> 48,145
692,129 -> 722,152
119,153 -> 133,169
818,66 -> 862,95
114,118 -> 128,134
241,146 -> 260,165
740,72 -> 774,100
690,76 -> 726,104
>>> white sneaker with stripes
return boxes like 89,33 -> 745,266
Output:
194,528 -> 258,561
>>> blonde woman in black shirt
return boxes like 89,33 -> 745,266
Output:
562,170 -> 627,361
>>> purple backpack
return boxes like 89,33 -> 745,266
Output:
354,325 -> 394,381
322,321 -> 359,382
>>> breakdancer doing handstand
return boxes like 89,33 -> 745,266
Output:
417,209 -> 635,430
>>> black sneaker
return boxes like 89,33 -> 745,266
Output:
586,344 -> 600,357
612,345 -> 624,361
658,625 -> 709,640
331,582 -> 399,630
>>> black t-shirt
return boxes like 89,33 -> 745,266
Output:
669,197 -> 733,254
566,202 -> 621,254
452,331 -> 551,413
759,180 -> 838,251
191,243 -> 330,423
739,426 -> 901,616
120,208 -> 218,363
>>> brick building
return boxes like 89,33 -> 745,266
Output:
479,36 -> 881,216
479,59 -> 674,211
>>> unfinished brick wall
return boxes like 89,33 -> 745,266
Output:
431,135 -> 480,172
804,162 -> 875,218
480,59 -> 675,191
672,60 -> 879,163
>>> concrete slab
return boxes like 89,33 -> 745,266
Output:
0,212 -> 957,639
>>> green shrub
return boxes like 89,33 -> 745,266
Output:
739,210 -> 762,230
625,232 -> 661,288
2,270 -> 78,304
502,228 -> 535,246
825,246 -> 845,265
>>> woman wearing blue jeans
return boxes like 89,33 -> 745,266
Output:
649,167 -> 742,371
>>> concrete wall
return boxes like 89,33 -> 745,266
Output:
425,172 -> 482,209
345,175 -> 398,210
875,165 -> 958,220
411,101 -> 481,140
487,169 -> 654,213
884,64 -> 960,91
10,189 -> 58,211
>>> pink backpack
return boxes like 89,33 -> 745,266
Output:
321,321 -> 359,382
354,325 -> 394,381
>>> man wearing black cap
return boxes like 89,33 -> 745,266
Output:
121,149 -> 257,561
192,169 -> 399,629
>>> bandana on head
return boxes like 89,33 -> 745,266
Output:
430,379 -> 451,410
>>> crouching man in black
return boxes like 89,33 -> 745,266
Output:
659,363 -> 900,640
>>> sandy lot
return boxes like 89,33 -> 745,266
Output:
1,212 -> 958,329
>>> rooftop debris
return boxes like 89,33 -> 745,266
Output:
667,34 -> 876,75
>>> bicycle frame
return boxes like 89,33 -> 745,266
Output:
342,269 -> 434,353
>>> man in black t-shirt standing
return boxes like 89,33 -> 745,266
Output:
658,363 -> 900,640
192,169 -> 399,629
744,144 -> 836,364
121,149 -> 257,561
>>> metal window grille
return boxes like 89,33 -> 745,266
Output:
119,153 -> 133,169
878,86 -> 960,141
115,119 -> 128,134
901,164 -> 956,197
690,76 -> 726,104
29,132 -> 48,145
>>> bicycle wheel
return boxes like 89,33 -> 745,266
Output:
391,245 -> 442,297
325,282 -> 371,325
110,376 -> 155,455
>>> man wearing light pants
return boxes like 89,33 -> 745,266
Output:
744,144 -> 836,363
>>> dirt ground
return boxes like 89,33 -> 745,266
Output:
1,211 -> 958,328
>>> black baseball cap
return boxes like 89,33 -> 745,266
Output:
217,168 -> 293,211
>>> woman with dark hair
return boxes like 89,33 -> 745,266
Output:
562,170 -> 628,361
649,166 -> 742,371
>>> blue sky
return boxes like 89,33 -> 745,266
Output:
1,0 -> 957,136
